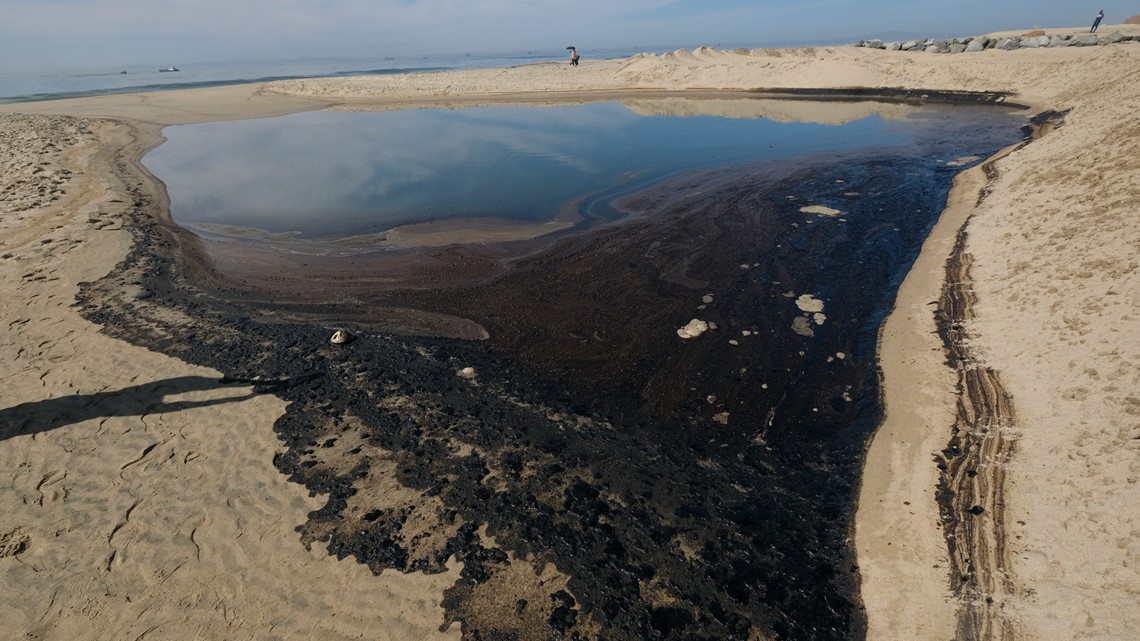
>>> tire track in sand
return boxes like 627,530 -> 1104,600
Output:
933,112 -> 1067,640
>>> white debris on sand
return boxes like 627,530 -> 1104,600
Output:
330,329 -> 354,344
456,366 -> 477,379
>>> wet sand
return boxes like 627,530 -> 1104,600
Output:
3,25 -> 1139,641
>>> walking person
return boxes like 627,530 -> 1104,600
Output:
1091,9 -> 1104,33
569,47 -> 580,66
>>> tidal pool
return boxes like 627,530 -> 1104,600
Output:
109,96 -> 1033,641
142,98 -> 1020,244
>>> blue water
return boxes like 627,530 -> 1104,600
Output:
141,101 -> 1012,241
0,49 -> 655,104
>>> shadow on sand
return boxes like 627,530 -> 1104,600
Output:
0,375 -> 277,440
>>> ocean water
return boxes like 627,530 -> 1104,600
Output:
0,49 -> 654,104
142,101 -> 1017,242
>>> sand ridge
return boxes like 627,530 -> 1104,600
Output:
1,23 -> 1138,641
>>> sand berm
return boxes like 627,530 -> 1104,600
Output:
2,23 -> 1138,641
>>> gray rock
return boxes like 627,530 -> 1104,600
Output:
998,38 -> 1021,50
948,43 -> 967,54
984,38 -> 997,49
965,40 -> 985,52
924,45 -> 941,53
1073,35 -> 1100,46
865,39 -> 883,48
902,40 -> 918,50
1047,35 -> 1070,47
886,42 -> 902,51
1107,32 -> 1126,43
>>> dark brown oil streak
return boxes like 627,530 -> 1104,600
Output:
933,109 -> 1068,640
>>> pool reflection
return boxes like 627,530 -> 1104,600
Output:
144,99 -> 926,240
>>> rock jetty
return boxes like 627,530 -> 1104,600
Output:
856,31 -> 1138,53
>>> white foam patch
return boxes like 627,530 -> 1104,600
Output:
799,205 -> 844,217
677,319 -> 710,339
945,155 -> 981,167
795,294 -> 825,313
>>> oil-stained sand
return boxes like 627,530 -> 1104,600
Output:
76,107 -> 1024,640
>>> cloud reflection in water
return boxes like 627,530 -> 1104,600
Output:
145,101 -> 909,239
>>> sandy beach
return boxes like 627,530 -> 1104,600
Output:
3,24 -> 1139,641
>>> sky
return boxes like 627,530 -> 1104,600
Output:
1,0 -> 1134,74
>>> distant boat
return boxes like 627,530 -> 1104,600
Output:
159,65 -> 179,72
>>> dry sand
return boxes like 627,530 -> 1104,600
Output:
2,24 -> 1138,640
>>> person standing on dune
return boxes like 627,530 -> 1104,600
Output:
1091,9 -> 1104,33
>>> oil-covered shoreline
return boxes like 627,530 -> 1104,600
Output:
76,107 -> 1024,640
